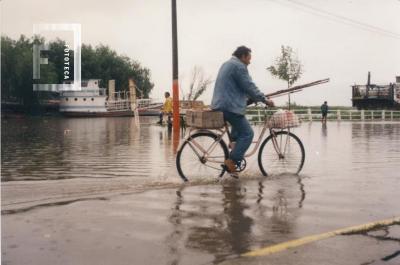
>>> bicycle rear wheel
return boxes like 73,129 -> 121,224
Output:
258,130 -> 305,176
176,132 -> 229,182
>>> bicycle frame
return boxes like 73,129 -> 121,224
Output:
184,127 -> 227,164
184,111 -> 290,161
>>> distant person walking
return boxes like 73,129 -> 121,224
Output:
321,101 -> 328,123
158,92 -> 173,125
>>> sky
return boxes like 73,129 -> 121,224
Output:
1,0 -> 400,106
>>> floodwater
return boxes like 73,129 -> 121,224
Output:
2,117 -> 400,265
1,117 -> 176,181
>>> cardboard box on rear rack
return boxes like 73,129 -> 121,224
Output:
186,109 -> 225,129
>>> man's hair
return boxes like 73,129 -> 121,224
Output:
165,92 -> 170,97
324,101 -> 327,104
232,46 -> 251,59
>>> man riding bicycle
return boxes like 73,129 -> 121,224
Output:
211,46 -> 274,175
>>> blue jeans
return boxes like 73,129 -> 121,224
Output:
223,111 -> 254,164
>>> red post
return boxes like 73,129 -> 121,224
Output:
171,0 -> 180,151
172,79 -> 180,131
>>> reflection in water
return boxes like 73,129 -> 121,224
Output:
166,187 -> 185,265
297,176 -> 306,208
159,128 -> 172,144
184,181 -> 252,263
256,181 -> 264,204
351,122 -> 400,140
322,123 -> 327,137
4,118 -> 399,184
256,176 -> 306,209
166,176 -> 307,264
221,182 -> 253,254
1,117 -> 175,181
350,123 -> 400,173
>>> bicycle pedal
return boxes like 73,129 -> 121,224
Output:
221,164 -> 239,179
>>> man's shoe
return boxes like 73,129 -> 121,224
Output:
224,159 -> 237,173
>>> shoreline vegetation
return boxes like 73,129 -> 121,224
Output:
1,35 -> 154,114
2,35 -> 391,117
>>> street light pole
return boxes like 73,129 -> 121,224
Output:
171,0 -> 180,137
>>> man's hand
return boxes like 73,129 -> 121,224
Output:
247,97 -> 274,106
246,98 -> 255,106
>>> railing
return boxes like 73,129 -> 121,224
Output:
246,108 -> 400,123
137,99 -> 153,109
106,99 -> 131,111
106,91 -> 132,111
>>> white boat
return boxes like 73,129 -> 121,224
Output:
59,79 -> 163,117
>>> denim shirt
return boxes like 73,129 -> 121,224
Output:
211,56 -> 265,115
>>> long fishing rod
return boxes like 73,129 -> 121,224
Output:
265,78 -> 329,98
265,78 -> 330,98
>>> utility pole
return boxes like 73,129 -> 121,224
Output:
171,0 -> 180,137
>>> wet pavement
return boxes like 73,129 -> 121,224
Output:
221,226 -> 400,265
1,117 -> 400,264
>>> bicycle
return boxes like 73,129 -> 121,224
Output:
176,105 -> 305,182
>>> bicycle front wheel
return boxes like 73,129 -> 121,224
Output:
258,131 -> 305,176
176,132 -> 229,182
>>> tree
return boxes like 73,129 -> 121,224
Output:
81,44 -> 154,98
182,66 -> 212,101
1,35 -> 154,111
267,45 -> 303,88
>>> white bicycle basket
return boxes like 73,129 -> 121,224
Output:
268,110 -> 300,129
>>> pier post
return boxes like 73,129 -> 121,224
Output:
129,79 -> 140,124
361,110 -> 365,121
108,80 -> 115,101
337,110 -> 341,121
382,110 -> 385,121
308,108 -> 312,122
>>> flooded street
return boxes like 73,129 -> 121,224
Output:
2,117 -> 400,265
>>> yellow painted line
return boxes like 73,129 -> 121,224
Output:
242,216 -> 400,257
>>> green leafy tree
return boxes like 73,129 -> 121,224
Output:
81,44 -> 154,98
267,45 -> 303,88
1,36 -> 17,101
12,35 -> 36,107
1,35 -> 154,111
47,38 -> 72,82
